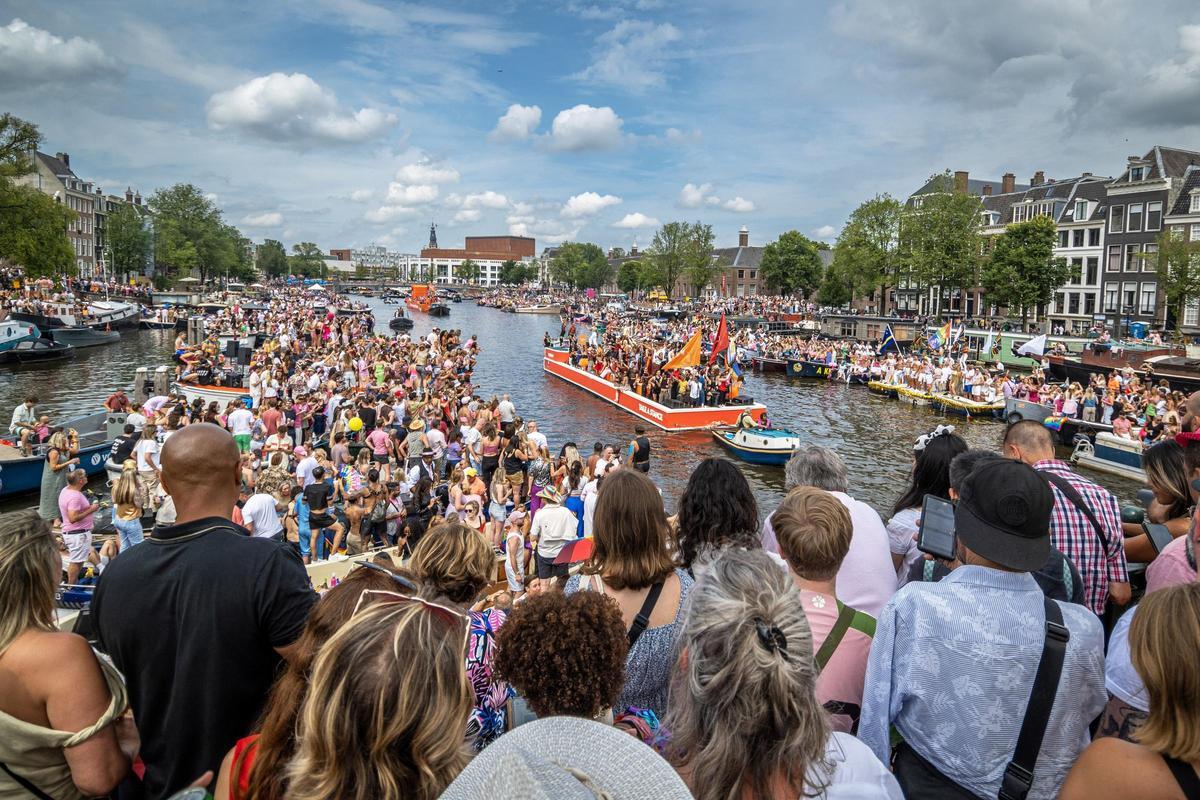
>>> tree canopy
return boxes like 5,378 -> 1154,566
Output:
258,239 -> 288,277
0,114 -> 74,276
456,258 -> 481,284
1150,231 -> 1200,332
550,242 -> 612,289
289,242 -> 325,278
760,230 -> 825,296
106,203 -> 151,281
900,172 -> 983,320
832,194 -> 903,311
980,215 -> 1071,331
648,221 -> 714,298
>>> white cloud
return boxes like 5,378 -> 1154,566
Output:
679,182 -> 714,208
242,211 -> 283,226
490,103 -> 542,140
395,161 -> 459,184
203,192 -> 220,204
0,18 -> 120,90
562,191 -> 622,218
547,104 -> 623,152
365,205 -> 419,223
613,212 -> 660,229
207,72 -> 396,145
384,182 -> 439,205
574,20 -> 682,92
463,190 -> 509,209
508,218 -> 581,244
349,188 -> 374,202
814,224 -> 837,238
454,208 -> 482,223
722,196 -> 756,212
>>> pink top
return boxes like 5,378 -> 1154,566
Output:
800,589 -> 875,734
59,487 -> 95,533
366,428 -> 391,456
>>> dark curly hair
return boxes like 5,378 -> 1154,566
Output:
675,458 -> 759,571
494,590 -> 628,718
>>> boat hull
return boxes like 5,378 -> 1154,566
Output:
516,305 -> 562,314
867,380 -> 900,397
0,412 -> 113,497
752,356 -> 787,373
931,394 -> 1005,419
177,383 -> 252,407
711,429 -> 799,465
542,348 -> 765,431
48,327 -> 120,348
785,359 -> 834,379
1072,433 -> 1146,481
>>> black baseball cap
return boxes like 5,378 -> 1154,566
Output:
954,459 -> 1053,571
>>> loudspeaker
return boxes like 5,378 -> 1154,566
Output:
224,339 -> 239,359
238,346 -> 252,366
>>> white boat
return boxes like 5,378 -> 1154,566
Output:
1071,432 -> 1146,481
515,304 -> 562,314
176,382 -> 251,407
86,300 -> 141,329
0,319 -> 41,353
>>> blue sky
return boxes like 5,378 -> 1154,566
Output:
3,0 -> 1200,255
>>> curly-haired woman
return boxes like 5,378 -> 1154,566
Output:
674,458 -> 759,576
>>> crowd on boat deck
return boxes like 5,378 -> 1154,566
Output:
8,290 -> 1200,800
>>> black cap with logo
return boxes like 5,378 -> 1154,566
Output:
954,459 -> 1053,571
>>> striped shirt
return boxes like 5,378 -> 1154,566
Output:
1033,459 -> 1127,615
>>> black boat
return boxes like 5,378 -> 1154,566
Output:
428,303 -> 451,317
389,313 -> 414,331
0,337 -> 75,364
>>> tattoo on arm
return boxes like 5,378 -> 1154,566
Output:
1097,695 -> 1148,741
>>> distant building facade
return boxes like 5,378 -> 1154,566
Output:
419,235 -> 536,286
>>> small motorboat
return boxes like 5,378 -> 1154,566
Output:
427,303 -> 450,317
785,358 -> 834,379
47,326 -> 120,348
711,426 -> 802,466
389,313 -> 414,331
1071,432 -> 1146,482
0,411 -> 116,497
515,304 -> 562,314
0,336 -> 74,364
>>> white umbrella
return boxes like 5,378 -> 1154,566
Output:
177,277 -> 200,284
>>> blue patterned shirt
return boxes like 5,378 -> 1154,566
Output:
860,566 -> 1105,800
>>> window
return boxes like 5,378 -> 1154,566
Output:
1125,243 -> 1141,271
1141,283 -> 1156,315
1147,201 -> 1162,231
749,270 -> 757,279
1128,203 -> 1143,232
1089,228 -> 1101,246
1070,257 -> 1083,285
737,269 -> 744,279
1054,292 -> 1066,313
1105,287 -> 1119,312
1110,205 -> 1125,233
840,321 -> 856,337
1186,299 -> 1200,327
1108,244 -> 1122,271
866,324 -> 880,340
1191,223 -> 1200,241
1084,294 -> 1096,314
1059,230 -> 1069,248
1068,293 -> 1080,315
1075,200 -> 1088,219
1143,243 -> 1158,271
1131,166 -> 1146,181
1086,257 -> 1098,284
1072,229 -> 1084,248
1123,283 -> 1137,310
1191,193 -> 1200,213
1172,225 -> 1186,240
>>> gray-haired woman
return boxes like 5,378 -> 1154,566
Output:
664,548 -> 902,800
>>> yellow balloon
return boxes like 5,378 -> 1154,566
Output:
348,417 -> 363,432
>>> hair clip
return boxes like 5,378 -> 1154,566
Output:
754,618 -> 790,660
914,424 -> 956,452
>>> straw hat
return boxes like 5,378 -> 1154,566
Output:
441,717 -> 691,800
408,419 -> 424,431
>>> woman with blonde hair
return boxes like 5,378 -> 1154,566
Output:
38,429 -> 78,524
1062,582 -> 1200,799
285,597 -> 472,800
665,548 -> 902,800
111,459 -> 144,550
410,522 -> 511,750
0,510 -> 130,798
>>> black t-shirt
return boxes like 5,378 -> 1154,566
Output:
110,434 -> 136,464
304,481 -> 333,512
358,405 -> 378,431
92,516 -> 316,799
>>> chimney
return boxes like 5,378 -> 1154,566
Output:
134,192 -> 141,205
125,187 -> 134,203
982,185 -> 993,196
1002,172 -> 1015,194
630,241 -> 638,256
1031,170 -> 1045,187
739,225 -> 749,247
954,170 -> 969,193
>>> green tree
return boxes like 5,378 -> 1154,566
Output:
150,184 -> 230,283
617,260 -> 643,293
0,113 -> 38,183
289,241 -> 325,277
980,215 -> 1071,331
817,259 -> 853,306
550,242 -> 611,289
258,239 -> 288,277
1147,231 -> 1200,332
0,187 -> 75,277
106,202 -> 151,281
683,222 -> 717,296
456,258 -> 481,284
647,222 -> 690,298
760,230 -> 825,296
900,172 -> 983,320
834,194 -> 903,312
498,259 -> 519,285
638,259 -> 663,290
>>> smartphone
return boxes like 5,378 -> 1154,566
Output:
1143,521 -> 1175,555
917,494 -> 958,561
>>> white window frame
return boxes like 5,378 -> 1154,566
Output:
1125,243 -> 1141,272
1185,298 -> 1200,327
1140,282 -> 1156,315
1191,223 -> 1200,242
1191,194 -> 1200,214
1110,205 -> 1125,233
1147,201 -> 1162,231
1128,202 -> 1144,233
1104,286 -> 1119,313
1143,243 -> 1158,272
1131,166 -> 1146,182
1075,200 -> 1088,219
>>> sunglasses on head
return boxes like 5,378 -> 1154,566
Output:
354,560 -> 419,591
352,589 -> 470,633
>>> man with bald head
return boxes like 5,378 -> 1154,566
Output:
93,424 -> 316,799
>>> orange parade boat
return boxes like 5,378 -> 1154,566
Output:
406,284 -> 434,313
542,347 -> 766,431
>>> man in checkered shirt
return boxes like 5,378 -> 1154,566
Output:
1004,420 -> 1130,615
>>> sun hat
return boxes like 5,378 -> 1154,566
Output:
293,446 -> 308,457
421,447 -> 435,457
540,485 -> 563,505
440,717 -> 691,800
465,467 -> 478,477
954,459 -> 1053,571
408,419 -> 424,430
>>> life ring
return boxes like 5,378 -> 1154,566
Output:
1007,412 -> 1023,425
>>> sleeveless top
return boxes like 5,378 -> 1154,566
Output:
633,436 -> 650,465
227,734 -> 260,800
0,650 -> 128,800
1163,754 -> 1200,800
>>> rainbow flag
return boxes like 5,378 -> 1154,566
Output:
927,321 -> 952,350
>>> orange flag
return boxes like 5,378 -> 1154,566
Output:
662,329 -> 703,371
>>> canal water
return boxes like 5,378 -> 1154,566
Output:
0,299 -> 1144,518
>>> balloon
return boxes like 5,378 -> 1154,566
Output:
348,417 -> 363,432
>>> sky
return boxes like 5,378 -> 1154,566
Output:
3,0 -> 1200,256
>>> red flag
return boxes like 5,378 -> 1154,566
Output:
709,313 -> 729,365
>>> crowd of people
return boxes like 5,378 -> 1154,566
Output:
4,285 -> 1200,800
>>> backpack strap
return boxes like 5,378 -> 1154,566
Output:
998,596 -> 1070,800
1061,558 -> 1074,603
628,581 -> 665,648
0,763 -> 56,800
815,600 -> 857,670
1040,471 -> 1110,551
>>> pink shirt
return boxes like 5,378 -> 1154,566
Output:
366,428 -> 391,456
1146,531 -> 1198,593
59,487 -> 95,533
800,589 -> 875,734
